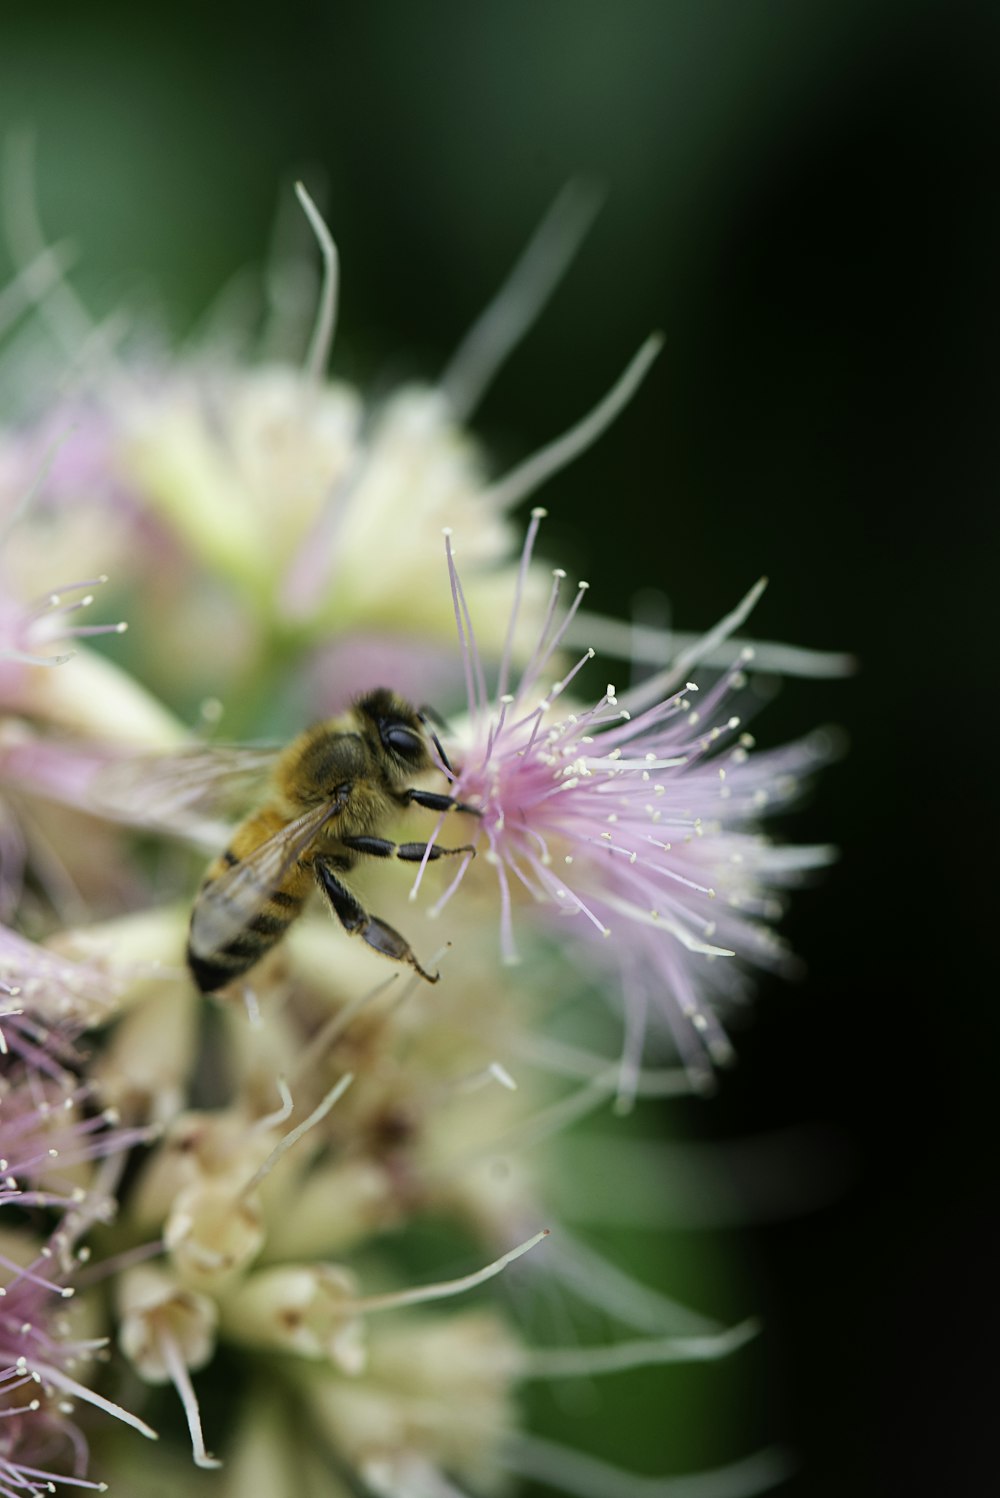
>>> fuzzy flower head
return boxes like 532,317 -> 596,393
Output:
435,511 -> 834,1091
0,1236 -> 156,1497
0,1036 -> 159,1493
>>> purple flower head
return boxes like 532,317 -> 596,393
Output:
1,1236 -> 156,1496
0,927 -> 131,1037
0,568 -> 126,679
0,423 -> 128,724
1,1353 -> 105,1497
0,1020 -> 159,1491
432,511 -> 834,1092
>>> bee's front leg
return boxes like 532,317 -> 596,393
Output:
313,856 -> 439,983
396,787 -> 482,817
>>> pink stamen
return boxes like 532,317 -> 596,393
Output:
408,810 -> 448,898
497,506 -> 545,700
428,850 -> 475,919
516,568 -> 567,701
484,694 -> 512,759
28,1360 -> 158,1442
444,531 -> 478,719
522,579 -> 591,699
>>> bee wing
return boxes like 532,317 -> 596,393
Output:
91,745 -> 278,840
189,799 -> 342,957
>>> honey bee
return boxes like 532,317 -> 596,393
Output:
183,689 -> 479,992
97,689 -> 477,993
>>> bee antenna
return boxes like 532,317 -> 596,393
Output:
417,702 -> 447,729
417,707 -> 454,776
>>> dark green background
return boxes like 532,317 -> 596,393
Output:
2,3 -> 996,1495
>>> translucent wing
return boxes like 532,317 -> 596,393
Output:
91,744 -> 278,840
189,799 -> 343,957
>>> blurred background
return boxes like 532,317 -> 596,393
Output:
1,2 -> 996,1494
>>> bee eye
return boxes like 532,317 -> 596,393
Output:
382,724 -> 423,760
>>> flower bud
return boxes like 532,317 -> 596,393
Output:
129,1108 -> 269,1230
118,1264 -> 217,1382
261,1158 -> 398,1261
300,1310 -> 519,1491
219,1262 -> 365,1374
164,1181 -> 265,1291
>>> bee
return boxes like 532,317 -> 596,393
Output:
183,689 -> 478,992
96,689 -> 477,993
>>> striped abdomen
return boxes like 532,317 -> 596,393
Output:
186,809 -> 313,994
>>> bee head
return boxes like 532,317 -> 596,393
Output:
356,689 -> 432,773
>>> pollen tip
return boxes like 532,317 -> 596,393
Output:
531,506 -> 548,519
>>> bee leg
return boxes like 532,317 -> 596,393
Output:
340,835 -> 475,862
397,787 -> 482,817
314,858 -> 439,983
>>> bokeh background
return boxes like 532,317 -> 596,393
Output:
1,2 -> 996,1495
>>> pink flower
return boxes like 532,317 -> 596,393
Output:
0,926 -> 132,1035
0,572 -> 126,678
0,1235 -> 156,1496
1,1027 -> 158,1492
434,511 -> 835,1092
1,1353 -> 105,1497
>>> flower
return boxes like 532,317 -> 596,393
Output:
435,510 -> 835,1092
0,1230 -> 157,1496
0,183 -> 663,724
0,1023 -> 160,1493
0,176 -> 840,1496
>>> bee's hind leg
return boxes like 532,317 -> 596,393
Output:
314,857 -> 439,984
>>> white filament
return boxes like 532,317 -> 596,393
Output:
485,333 -> 664,512
349,1228 -> 548,1314
157,1328 -> 221,1470
242,1073 -> 353,1196
503,1434 -> 794,1498
294,179 -> 340,382
440,178 -> 603,420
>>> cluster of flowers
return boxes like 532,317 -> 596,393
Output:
0,177 -> 840,1495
